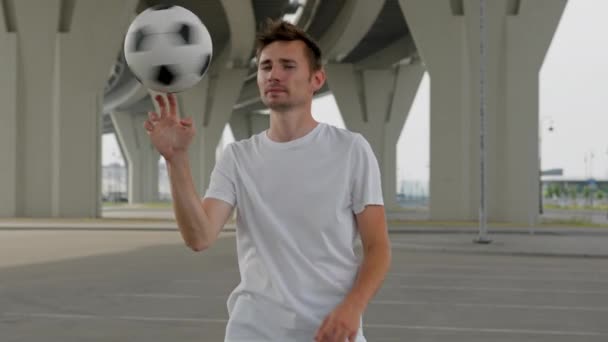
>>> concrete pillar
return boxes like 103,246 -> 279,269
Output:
9,0 -> 59,217
0,0 -> 137,218
502,1 -> 567,223
0,10 -> 17,217
54,1 -> 139,216
229,110 -> 270,141
110,112 -> 159,203
326,62 -> 425,211
398,0 -> 566,224
398,0 -> 473,221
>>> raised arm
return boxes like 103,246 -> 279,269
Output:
144,94 -> 233,251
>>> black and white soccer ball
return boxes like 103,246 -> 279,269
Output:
123,5 -> 213,93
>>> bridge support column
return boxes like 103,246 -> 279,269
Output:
399,0 -> 566,224
0,16 -> 17,217
110,112 -> 160,204
326,62 -> 425,211
0,0 -> 137,217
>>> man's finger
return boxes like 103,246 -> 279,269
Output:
315,318 -> 331,341
334,326 -> 348,342
143,120 -> 154,132
148,111 -> 160,122
180,117 -> 193,127
167,93 -> 178,118
156,95 -> 168,118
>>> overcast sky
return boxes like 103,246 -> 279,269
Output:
103,0 -> 607,183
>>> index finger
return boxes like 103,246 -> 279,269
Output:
167,93 -> 178,118
155,95 -> 168,119
315,318 -> 331,341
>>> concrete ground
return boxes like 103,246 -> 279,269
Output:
1,216 -> 607,341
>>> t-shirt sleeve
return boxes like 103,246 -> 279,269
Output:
203,143 -> 237,207
350,134 -> 384,214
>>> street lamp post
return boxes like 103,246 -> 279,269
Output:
539,116 -> 554,215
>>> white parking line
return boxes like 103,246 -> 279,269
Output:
393,263 -> 608,274
363,324 -> 605,337
370,300 -> 608,312
3,313 -> 99,320
106,293 -> 205,299
173,279 -> 208,283
2,312 -> 227,324
383,284 -> 608,295
173,277 -> 238,284
104,294 -> 608,313
386,272 -> 608,283
3,312 -> 603,337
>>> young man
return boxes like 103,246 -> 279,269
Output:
144,20 -> 391,342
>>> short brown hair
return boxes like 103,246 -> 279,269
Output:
255,19 -> 323,71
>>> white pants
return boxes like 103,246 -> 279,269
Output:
224,294 -> 366,342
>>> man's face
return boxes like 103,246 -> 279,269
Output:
257,40 -> 324,112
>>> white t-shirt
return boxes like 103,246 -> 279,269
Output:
204,123 -> 384,341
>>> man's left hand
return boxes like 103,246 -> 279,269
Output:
314,300 -> 362,342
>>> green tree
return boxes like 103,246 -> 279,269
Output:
544,184 -> 553,198
553,184 -> 562,198
583,186 -> 593,207
569,187 -> 578,201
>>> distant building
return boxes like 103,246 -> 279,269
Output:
541,177 -> 608,193
101,162 -> 172,202
397,179 -> 429,208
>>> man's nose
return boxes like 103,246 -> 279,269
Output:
268,66 -> 282,81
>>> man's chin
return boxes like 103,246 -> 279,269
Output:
265,100 -> 293,112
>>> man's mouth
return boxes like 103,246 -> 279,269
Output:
266,87 -> 286,94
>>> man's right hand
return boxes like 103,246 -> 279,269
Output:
144,93 -> 195,162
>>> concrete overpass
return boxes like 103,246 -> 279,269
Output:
0,0 -> 567,224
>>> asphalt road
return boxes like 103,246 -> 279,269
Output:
1,229 -> 607,341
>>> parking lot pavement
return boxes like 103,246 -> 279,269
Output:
1,228 -> 607,341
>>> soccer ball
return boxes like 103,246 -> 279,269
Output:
123,4 -> 213,93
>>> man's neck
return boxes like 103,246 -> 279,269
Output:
267,108 -> 318,143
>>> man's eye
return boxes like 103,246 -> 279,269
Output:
261,66 -> 271,71
285,65 -> 295,69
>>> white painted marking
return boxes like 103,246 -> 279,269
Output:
173,279 -> 208,283
3,313 -> 99,320
383,284 -> 608,295
4,312 -> 604,337
371,300 -> 608,312
106,293 -> 207,299
394,263 -> 608,274
386,272 -> 608,283
3,312 -> 227,324
363,324 -> 605,337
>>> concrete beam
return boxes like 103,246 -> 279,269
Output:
356,36 -> 418,69
320,0 -> 386,62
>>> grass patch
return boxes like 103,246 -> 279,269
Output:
539,218 -> 608,228
544,204 -> 608,211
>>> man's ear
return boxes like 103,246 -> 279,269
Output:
312,68 -> 326,93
